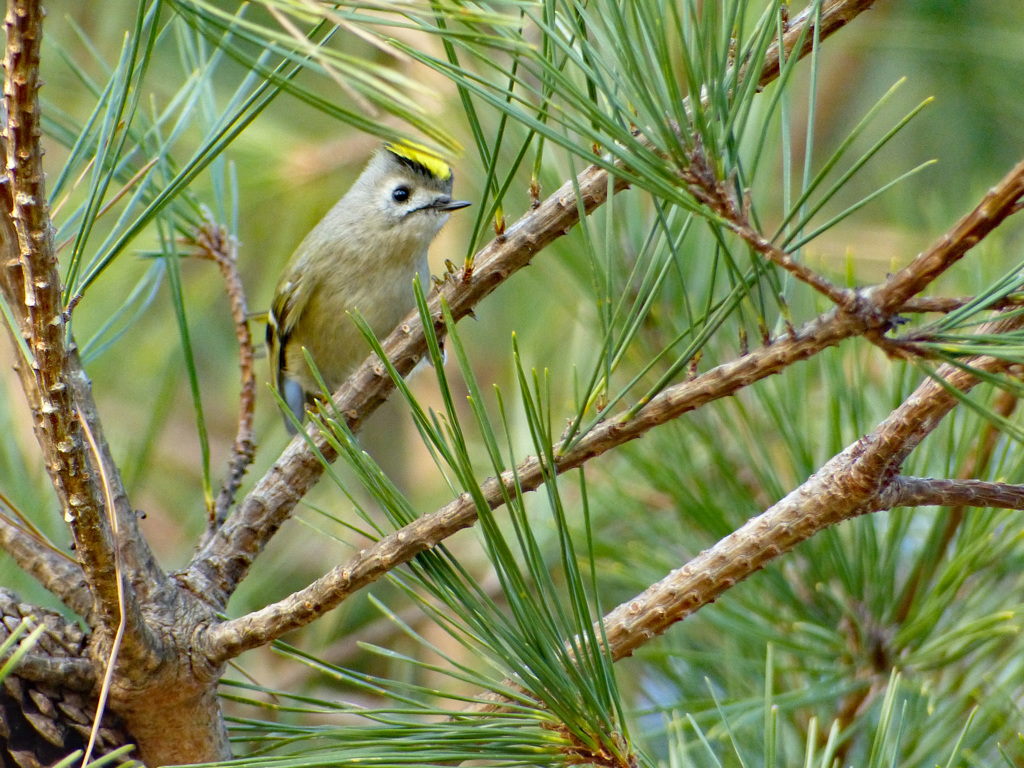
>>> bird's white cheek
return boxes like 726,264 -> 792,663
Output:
418,212 -> 450,239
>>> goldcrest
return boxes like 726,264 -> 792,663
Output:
267,141 -> 470,432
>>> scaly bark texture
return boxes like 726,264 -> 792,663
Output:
2,0 -> 118,613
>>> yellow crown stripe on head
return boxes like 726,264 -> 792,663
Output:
385,140 -> 453,182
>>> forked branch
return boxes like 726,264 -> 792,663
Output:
597,324 -> 1022,663
184,0 -> 883,611
464,315 -> 1024,714
871,158 -> 1024,312
204,150 -> 1024,662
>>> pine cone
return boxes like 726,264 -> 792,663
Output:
0,589 -> 136,768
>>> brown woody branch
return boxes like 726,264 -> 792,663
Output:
205,148 -> 1024,661
871,158 -> 1024,313
729,214 -> 853,307
692,154 -> 1024,339
1,0 -> 126,630
745,0 -> 880,88
595,320 -> 1022,664
899,294 -> 1024,314
213,315 -> 1024,678
1,0 -> 168,674
469,321 -> 1024,715
881,476 -> 1024,512
682,145 -> 853,308
0,508 -> 94,621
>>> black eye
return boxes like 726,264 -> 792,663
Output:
392,186 -> 410,203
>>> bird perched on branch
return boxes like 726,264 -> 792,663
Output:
267,141 -> 470,433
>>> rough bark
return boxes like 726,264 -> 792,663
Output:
0,0 -> 230,763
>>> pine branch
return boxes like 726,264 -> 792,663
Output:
0,0 -> 169,626
893,386 -> 1017,623
0,509 -> 93,621
204,151 -> 1024,664
465,316 -> 1024,715
745,0 -> 880,88
870,159 -> 1024,313
682,142 -> 853,307
0,0 -> 128,633
0,7 -> 228,761
594,319 -> 1022,663
881,476 -> 1024,511
899,295 -> 1024,314
183,0 -> 881,611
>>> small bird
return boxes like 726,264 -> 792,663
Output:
267,141 -> 471,432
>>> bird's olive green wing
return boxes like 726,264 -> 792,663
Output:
267,274 -> 311,394
267,274 -> 315,433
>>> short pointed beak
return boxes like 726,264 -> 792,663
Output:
434,198 -> 472,212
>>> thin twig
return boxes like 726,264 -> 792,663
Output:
898,294 -> 1024,314
870,159 -> 1024,314
682,143 -> 853,308
881,475 -> 1024,511
190,217 -> 257,532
